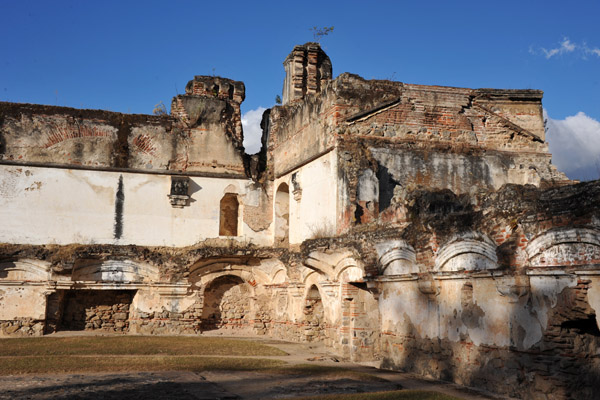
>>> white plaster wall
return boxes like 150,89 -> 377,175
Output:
437,280 -> 510,346
0,165 -> 271,246
0,286 -> 47,320
275,150 -> 338,244
379,280 -> 437,338
379,275 -> 578,350
131,289 -> 197,314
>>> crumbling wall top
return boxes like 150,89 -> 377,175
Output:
185,76 -> 245,104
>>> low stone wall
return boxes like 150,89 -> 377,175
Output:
0,319 -> 45,337
129,309 -> 202,335
61,290 -> 134,332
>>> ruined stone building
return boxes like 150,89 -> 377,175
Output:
1,43 -> 599,399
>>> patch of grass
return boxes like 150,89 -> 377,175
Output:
0,356 -> 389,381
0,337 -> 396,388
294,390 -> 463,400
0,336 -> 287,357
0,355 -> 286,375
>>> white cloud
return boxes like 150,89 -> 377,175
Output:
542,38 -> 576,59
241,107 -> 267,154
583,44 -> 600,57
534,37 -> 600,59
545,109 -> 600,181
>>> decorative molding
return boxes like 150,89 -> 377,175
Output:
375,240 -> 418,275
526,228 -> 600,262
418,275 -> 440,297
435,232 -> 498,272
320,282 -> 340,298
168,176 -> 190,208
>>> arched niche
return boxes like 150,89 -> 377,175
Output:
200,274 -> 253,331
303,284 -> 325,341
188,257 -> 270,289
72,259 -> 159,283
435,232 -> 498,272
275,183 -> 290,245
219,193 -> 240,236
304,249 -> 357,282
0,259 -> 51,281
526,228 -> 600,267
375,240 -> 418,275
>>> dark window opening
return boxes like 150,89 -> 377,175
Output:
219,194 -> 239,236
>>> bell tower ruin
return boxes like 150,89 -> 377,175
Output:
281,42 -> 332,104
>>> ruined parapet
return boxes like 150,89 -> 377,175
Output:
169,76 -> 247,174
282,42 -> 332,105
184,76 -> 245,104
171,76 -> 246,148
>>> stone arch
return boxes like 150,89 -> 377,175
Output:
275,183 -> 290,245
195,269 -> 261,293
335,257 -> 364,283
301,269 -> 325,286
435,232 -> 498,272
375,240 -> 418,275
271,269 -> 287,284
71,259 -> 159,283
189,258 -> 269,289
200,274 -> 254,331
219,193 -> 240,236
304,249 -> 358,282
303,284 -> 325,342
526,228 -> 600,267
0,259 -> 51,281
253,258 -> 288,285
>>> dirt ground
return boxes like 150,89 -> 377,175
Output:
0,331 -> 508,400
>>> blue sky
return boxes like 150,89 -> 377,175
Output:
1,0 -> 599,180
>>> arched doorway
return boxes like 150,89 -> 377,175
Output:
275,183 -> 290,245
303,284 -> 325,342
201,275 -> 253,331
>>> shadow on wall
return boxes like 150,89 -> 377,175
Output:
378,230 -> 600,399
